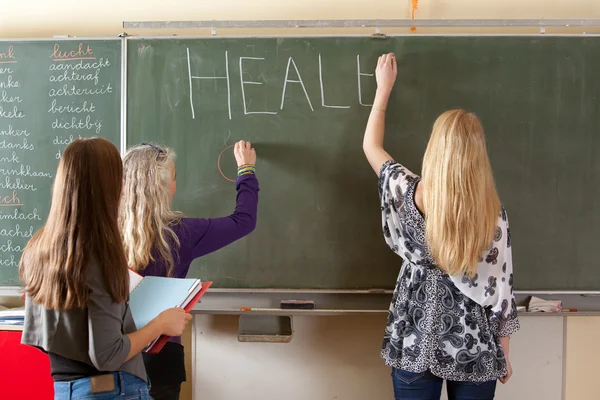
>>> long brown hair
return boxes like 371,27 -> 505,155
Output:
20,138 -> 129,309
422,110 -> 501,277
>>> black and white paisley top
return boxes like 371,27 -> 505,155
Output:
379,161 -> 520,382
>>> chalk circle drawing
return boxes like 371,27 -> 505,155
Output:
217,144 -> 236,183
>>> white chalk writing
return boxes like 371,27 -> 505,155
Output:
187,48 -> 232,120
0,105 -> 25,119
239,57 -> 277,115
280,57 -> 314,111
52,116 -> 102,133
48,99 -> 96,114
48,58 -> 110,71
0,75 -> 19,89
0,126 -> 28,137
0,209 -> 41,221
0,90 -> 22,103
357,55 -> 374,107
49,68 -> 101,85
0,256 -> 18,268
0,177 -> 36,192
0,224 -> 34,238
0,138 -> 33,150
48,83 -> 113,97
0,165 -> 51,178
319,54 -> 350,109
0,240 -> 23,253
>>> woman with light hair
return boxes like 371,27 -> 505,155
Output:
119,140 -> 258,400
363,53 -> 519,400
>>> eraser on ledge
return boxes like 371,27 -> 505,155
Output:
280,300 -> 315,310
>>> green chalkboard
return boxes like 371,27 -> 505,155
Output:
0,39 -> 121,285
127,36 -> 600,291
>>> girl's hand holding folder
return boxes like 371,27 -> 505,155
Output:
157,308 -> 192,337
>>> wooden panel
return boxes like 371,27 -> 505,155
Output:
565,317 -> 600,400
191,315 -> 564,400
192,315 -> 393,400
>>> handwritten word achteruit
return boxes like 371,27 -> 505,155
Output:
48,83 -> 113,97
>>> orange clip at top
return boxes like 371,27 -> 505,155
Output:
411,0 -> 419,32
240,307 -> 251,312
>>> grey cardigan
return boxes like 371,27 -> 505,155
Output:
22,259 -> 146,382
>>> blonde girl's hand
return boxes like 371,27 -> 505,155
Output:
375,53 -> 397,94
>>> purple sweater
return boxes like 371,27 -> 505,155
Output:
139,174 -> 259,343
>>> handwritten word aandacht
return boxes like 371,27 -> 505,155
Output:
0,164 -> 51,178
49,69 -> 101,85
186,50 -> 375,120
51,43 -> 94,61
0,177 -> 37,192
48,83 -> 113,97
48,99 -> 95,114
49,58 -> 110,71
0,208 -> 41,221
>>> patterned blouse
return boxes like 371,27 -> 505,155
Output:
378,161 -> 520,382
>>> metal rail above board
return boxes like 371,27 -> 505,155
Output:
123,19 -> 600,30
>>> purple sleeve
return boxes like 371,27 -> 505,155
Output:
178,174 -> 259,263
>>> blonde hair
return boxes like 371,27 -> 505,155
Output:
422,109 -> 501,277
119,143 -> 182,275
20,138 -> 129,309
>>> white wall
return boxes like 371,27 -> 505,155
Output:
1,0 -> 600,37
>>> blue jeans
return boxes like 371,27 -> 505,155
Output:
54,372 -> 152,400
392,368 -> 497,400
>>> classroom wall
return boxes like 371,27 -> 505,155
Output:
1,0 -> 600,38
2,1 -> 600,399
